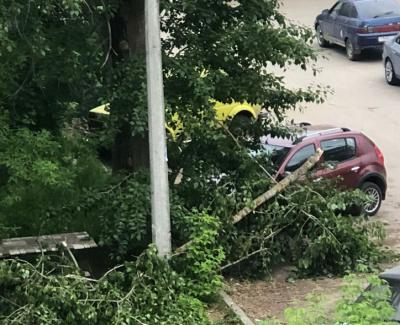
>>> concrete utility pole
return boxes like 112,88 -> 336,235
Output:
145,0 -> 172,257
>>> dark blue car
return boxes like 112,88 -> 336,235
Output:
315,0 -> 400,60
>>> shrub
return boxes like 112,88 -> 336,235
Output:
0,246 -> 211,324
172,211 -> 225,298
262,275 -> 397,325
218,179 -> 385,277
335,275 -> 397,325
0,127 -> 109,238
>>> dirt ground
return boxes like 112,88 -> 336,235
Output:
218,0 -> 400,322
227,269 -> 343,322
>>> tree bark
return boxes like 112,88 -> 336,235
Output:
111,0 -> 150,171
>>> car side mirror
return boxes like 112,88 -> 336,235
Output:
322,9 -> 330,15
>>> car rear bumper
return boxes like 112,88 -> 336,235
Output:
355,33 -> 398,52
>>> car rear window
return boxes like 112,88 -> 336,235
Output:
355,0 -> 400,19
321,138 -> 356,163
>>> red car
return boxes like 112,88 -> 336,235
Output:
263,125 -> 387,216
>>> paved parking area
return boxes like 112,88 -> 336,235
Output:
281,0 -> 400,250
226,2 -> 400,321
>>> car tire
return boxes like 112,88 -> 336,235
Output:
361,182 -> 383,216
385,58 -> 400,85
345,39 -> 360,61
316,25 -> 329,48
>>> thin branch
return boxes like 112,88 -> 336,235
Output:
231,149 -> 323,224
99,173 -> 134,195
99,264 -> 124,280
218,120 -> 277,182
300,209 -> 341,246
100,19 -> 113,69
220,207 -> 297,271
175,149 -> 324,254
221,247 -> 270,271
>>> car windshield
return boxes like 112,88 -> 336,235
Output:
355,0 -> 400,19
262,144 -> 291,167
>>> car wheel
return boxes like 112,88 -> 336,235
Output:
361,182 -> 383,216
345,39 -> 360,61
229,114 -> 253,135
385,59 -> 400,85
316,25 -> 329,48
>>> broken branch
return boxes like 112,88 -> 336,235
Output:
174,148 -> 323,254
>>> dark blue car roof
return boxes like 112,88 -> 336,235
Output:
339,0 -> 400,21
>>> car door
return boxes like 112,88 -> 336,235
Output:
317,137 -> 361,188
392,35 -> 400,74
323,2 -> 344,41
334,2 -> 359,46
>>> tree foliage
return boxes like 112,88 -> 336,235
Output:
263,275 -> 397,325
0,247 -> 211,324
0,1 -> 390,322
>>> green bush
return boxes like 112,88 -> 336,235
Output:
0,246 -> 211,324
219,179 -> 385,277
335,275 -> 397,325
0,127 -> 109,238
172,211 -> 225,298
262,275 -> 397,325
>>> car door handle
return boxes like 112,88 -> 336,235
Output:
351,166 -> 360,172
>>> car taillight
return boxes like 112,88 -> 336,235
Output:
358,23 -> 400,34
374,145 -> 385,165
357,26 -> 372,34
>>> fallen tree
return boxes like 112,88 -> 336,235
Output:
175,148 -> 324,254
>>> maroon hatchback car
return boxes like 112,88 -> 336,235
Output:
262,125 -> 387,216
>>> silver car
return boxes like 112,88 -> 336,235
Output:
383,33 -> 400,85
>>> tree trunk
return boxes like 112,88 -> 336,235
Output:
112,0 -> 150,171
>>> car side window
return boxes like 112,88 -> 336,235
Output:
331,2 -> 343,15
321,138 -> 356,163
285,144 -> 316,172
339,3 -> 352,17
350,5 -> 358,18
396,36 -> 400,45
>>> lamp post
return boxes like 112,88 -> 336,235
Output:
145,0 -> 171,257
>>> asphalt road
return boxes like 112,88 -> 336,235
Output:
280,0 -> 400,249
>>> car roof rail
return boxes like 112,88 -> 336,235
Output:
293,126 -> 352,144
302,127 -> 349,140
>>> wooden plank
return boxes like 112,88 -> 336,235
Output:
0,232 -> 97,258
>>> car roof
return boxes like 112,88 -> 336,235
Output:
264,124 -> 353,148
341,0 -> 395,3
351,0 -> 400,3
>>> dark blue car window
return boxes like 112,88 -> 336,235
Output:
339,3 -> 358,18
355,0 -> 400,19
331,2 -> 343,15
